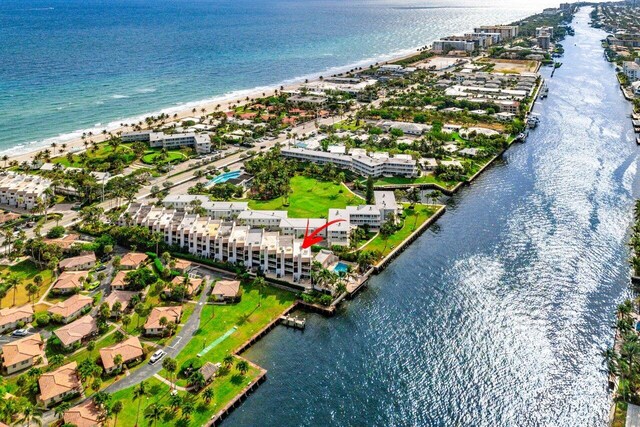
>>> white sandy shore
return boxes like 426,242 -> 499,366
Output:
4,48 -> 425,165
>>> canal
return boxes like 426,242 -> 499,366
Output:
226,8 -> 639,426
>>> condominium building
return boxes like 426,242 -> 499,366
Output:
0,172 -> 52,210
473,25 -> 519,40
281,147 -> 418,178
432,39 -> 475,54
623,60 -> 640,82
162,195 -> 249,219
121,131 -> 211,154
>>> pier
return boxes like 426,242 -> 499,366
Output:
280,314 -> 306,329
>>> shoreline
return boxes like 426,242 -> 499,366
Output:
2,46 -> 424,165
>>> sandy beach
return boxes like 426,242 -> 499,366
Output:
4,48 -> 424,165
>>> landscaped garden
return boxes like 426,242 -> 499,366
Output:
0,260 -> 53,308
248,175 -> 364,218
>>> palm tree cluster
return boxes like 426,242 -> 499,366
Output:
605,299 -> 640,404
631,200 -> 640,276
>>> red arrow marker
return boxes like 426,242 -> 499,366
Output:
301,218 -> 346,249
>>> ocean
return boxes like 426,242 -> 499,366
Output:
0,0 -> 560,155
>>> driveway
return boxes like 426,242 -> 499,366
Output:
105,277 -> 214,393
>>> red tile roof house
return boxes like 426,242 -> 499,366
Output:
64,399 -> 103,427
110,270 -> 128,290
1,333 -> 46,375
166,276 -> 203,299
103,290 -> 137,317
44,233 -> 81,253
99,336 -> 144,374
211,279 -> 241,303
119,252 -> 149,270
53,315 -> 98,350
51,271 -> 90,295
37,361 -> 83,408
144,306 -> 182,336
58,253 -> 96,272
47,294 -> 93,324
172,258 -> 193,274
0,304 -> 34,333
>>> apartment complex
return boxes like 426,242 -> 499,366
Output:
120,191 -> 401,283
121,130 -> 212,154
281,147 -> 418,178
0,172 -> 52,210
624,59 -> 640,81
473,25 -> 519,40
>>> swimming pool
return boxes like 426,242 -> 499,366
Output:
208,170 -> 241,186
333,262 -> 349,274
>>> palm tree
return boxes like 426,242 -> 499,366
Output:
169,393 -> 182,412
162,357 -> 177,386
144,403 -> 166,427
54,402 -> 70,419
6,274 -> 20,307
223,354 -> 234,369
181,401 -> 194,420
111,400 -> 124,427
253,276 -> 266,308
203,387 -> 214,404
236,360 -> 249,376
16,403 -> 42,427
133,380 -> 149,427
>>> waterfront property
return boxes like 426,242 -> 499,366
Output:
211,279 -> 242,302
121,130 -> 212,154
0,172 -> 52,210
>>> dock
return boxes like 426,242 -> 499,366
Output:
280,314 -> 306,329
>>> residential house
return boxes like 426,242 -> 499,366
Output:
169,276 -> 203,298
99,336 -> 144,374
103,290 -> 137,316
37,362 -> 82,408
64,400 -> 103,427
58,253 -> 96,272
52,271 -> 90,294
144,306 -> 182,336
110,270 -> 128,290
0,305 -> 34,333
48,294 -> 93,324
1,334 -> 46,375
172,258 -> 193,273
119,252 -> 149,270
53,315 -> 98,349
211,280 -> 241,303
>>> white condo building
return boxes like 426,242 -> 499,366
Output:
121,131 -> 211,154
0,172 -> 52,210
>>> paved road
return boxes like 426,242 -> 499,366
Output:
105,272 -> 217,393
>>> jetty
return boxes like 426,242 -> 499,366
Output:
280,314 -> 306,329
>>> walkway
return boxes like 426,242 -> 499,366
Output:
105,279 -> 212,393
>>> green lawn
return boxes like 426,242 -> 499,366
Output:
141,150 -> 187,165
162,282 -> 295,385
0,260 -> 53,308
372,174 -> 456,189
363,204 -> 439,258
333,119 -> 365,131
110,366 -> 261,427
248,175 -> 364,218
51,144 -> 136,168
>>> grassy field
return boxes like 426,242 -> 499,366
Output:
141,150 -> 187,165
162,282 -> 295,384
110,366 -> 261,427
372,174 -> 456,189
0,260 -> 53,308
333,119 -> 365,131
363,204 -> 439,258
51,144 -> 136,168
248,175 -> 364,218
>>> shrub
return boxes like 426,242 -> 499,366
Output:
34,312 -> 50,327
46,226 -> 65,239
180,358 -> 203,377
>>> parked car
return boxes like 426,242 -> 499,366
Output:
12,329 -> 29,337
95,265 -> 107,272
149,349 -> 167,364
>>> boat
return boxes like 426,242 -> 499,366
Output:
540,84 -> 549,99
637,135 -> 640,146
515,132 -> 528,143
527,116 -> 540,129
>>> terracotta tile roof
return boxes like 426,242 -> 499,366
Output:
53,315 -> 98,347
119,252 -> 148,268
59,253 -> 96,270
173,259 -> 192,271
0,304 -> 33,328
47,294 -> 93,319
2,333 -> 44,367
212,280 -> 241,298
144,306 -> 182,330
99,336 -> 143,371
38,361 -> 81,402
103,290 -> 137,311
44,233 -> 80,250
110,270 -> 128,289
64,400 -> 103,427
52,271 -> 89,292
170,276 -> 203,295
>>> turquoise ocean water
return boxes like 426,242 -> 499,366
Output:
0,0 -> 559,155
